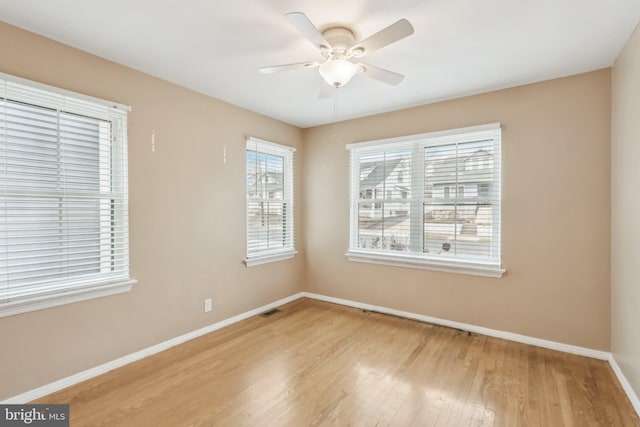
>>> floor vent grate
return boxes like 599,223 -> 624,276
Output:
259,308 -> 282,318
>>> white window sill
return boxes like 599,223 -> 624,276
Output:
244,250 -> 297,267
346,250 -> 505,278
0,279 -> 137,318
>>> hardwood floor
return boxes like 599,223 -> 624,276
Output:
35,298 -> 639,426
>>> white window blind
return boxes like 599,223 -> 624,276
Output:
245,137 -> 296,266
0,73 -> 134,315
347,124 -> 503,277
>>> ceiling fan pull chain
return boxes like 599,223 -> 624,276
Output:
332,86 -> 341,141
334,86 -> 339,123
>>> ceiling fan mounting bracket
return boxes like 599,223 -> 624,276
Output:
321,27 -> 356,56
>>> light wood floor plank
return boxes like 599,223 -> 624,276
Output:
34,298 -> 639,426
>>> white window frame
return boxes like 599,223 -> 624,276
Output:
0,72 -> 136,317
244,137 -> 296,267
346,123 -> 504,278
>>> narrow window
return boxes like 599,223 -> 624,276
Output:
245,137 -> 296,266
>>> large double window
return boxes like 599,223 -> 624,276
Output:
245,137 -> 296,266
347,124 -> 503,277
0,73 -> 134,317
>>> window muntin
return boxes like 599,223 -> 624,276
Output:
347,124 -> 502,276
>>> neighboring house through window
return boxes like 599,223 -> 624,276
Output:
346,123 -> 503,277
245,137 -> 296,266
0,73 -> 135,317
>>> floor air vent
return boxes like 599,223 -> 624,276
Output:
259,308 -> 281,318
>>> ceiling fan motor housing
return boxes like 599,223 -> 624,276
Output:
322,27 -> 356,56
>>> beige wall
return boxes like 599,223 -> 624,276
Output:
612,23 -> 640,399
303,70 -> 612,350
0,20 -> 616,401
0,22 -> 305,400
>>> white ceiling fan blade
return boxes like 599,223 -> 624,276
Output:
259,61 -> 319,74
357,63 -> 405,85
352,19 -> 414,56
285,12 -> 331,52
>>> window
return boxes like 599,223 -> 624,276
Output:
347,123 -> 503,277
0,73 -> 134,317
478,183 -> 490,197
245,137 -> 296,266
444,185 -> 464,198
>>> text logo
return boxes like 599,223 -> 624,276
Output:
0,405 -> 68,426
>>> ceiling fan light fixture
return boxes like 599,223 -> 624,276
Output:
318,59 -> 357,87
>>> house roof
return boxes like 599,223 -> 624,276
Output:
427,149 -> 493,184
360,158 -> 403,189
359,149 -> 493,188
247,171 -> 283,192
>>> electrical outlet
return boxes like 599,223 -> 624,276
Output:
204,298 -> 212,313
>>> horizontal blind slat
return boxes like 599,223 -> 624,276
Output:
4,271 -> 130,294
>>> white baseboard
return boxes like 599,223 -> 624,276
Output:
300,292 -> 610,360
302,293 -> 640,417
5,289 -> 638,421
2,292 -> 305,404
609,355 -> 640,416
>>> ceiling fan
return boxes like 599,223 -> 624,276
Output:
259,12 -> 415,90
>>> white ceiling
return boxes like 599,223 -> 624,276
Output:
1,0 -> 639,128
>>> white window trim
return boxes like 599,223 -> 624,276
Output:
0,72 -> 131,113
243,249 -> 298,267
346,123 -> 504,277
345,249 -> 504,278
244,137 -> 296,267
0,72 -> 135,316
0,279 -> 137,318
